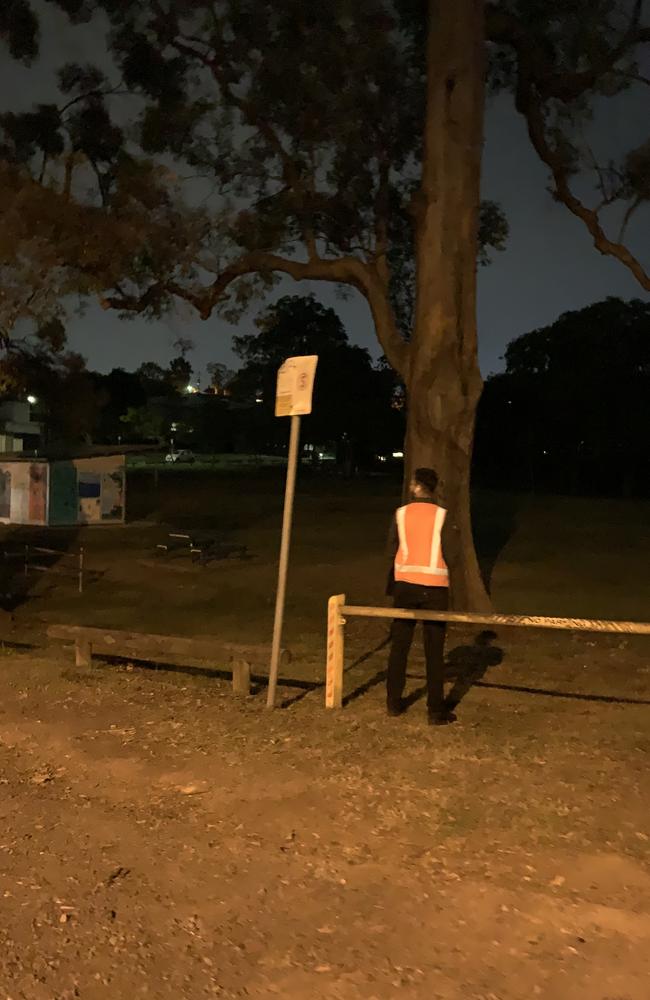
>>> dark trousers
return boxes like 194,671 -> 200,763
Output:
387,582 -> 448,716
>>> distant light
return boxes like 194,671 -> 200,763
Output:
318,453 -> 324,460
377,455 -> 387,463
392,451 -> 404,459
186,384 -> 197,394
255,396 -> 263,404
27,395 -> 37,405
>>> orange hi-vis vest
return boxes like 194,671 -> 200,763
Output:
394,502 -> 449,588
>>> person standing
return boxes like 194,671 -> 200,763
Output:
386,467 -> 456,725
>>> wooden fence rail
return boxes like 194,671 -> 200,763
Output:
325,594 -> 650,709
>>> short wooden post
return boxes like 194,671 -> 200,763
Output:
326,594 -> 346,709
232,660 -> 251,696
75,640 -> 92,668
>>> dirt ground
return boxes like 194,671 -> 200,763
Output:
0,628 -> 648,1000
0,472 -> 649,998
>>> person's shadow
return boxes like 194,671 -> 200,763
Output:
444,630 -> 503,710
400,629 -> 504,711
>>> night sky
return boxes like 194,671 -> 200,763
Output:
2,3 -> 648,382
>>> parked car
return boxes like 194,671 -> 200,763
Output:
164,449 -> 195,464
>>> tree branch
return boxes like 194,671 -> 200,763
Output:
487,1 -> 649,102
518,81 -> 650,291
365,267 -> 410,379
102,249 -> 410,375
373,159 -> 390,270
172,34 -> 319,259
490,0 -> 650,291
618,195 -> 643,243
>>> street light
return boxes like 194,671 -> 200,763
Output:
27,395 -> 37,405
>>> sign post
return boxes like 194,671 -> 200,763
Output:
267,355 -> 318,708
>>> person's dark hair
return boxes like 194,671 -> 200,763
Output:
414,467 -> 439,495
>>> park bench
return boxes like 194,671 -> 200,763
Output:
46,624 -> 289,696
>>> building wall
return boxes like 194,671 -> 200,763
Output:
0,434 -> 24,453
0,401 -> 30,424
0,462 -> 49,525
75,456 -> 125,524
48,462 -> 78,525
0,456 -> 125,526
49,456 -> 125,526
0,400 -> 41,449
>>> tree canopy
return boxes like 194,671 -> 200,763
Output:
231,295 -> 403,462
1,0 -> 647,341
475,297 -> 650,496
0,0 -> 514,361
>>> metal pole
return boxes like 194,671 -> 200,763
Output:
78,547 -> 84,595
267,414 -> 301,708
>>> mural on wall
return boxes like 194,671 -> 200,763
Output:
0,456 -> 125,525
78,471 -> 101,523
48,462 -> 78,526
101,471 -> 124,521
28,464 -> 47,523
10,464 -> 30,523
0,469 -> 11,520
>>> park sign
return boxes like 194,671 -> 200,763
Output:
267,353 -> 318,708
275,355 -> 318,417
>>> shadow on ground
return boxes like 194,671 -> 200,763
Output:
0,526 -> 82,615
342,628 -> 650,710
471,491 -> 523,593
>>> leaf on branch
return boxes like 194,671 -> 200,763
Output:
1,105 -> 65,161
0,0 -> 39,63
58,62 -> 108,95
117,31 -> 188,103
623,139 -> 650,201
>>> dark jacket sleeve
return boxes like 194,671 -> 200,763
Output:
385,512 -> 398,596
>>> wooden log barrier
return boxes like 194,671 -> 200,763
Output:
47,625 -> 290,698
325,594 -> 650,709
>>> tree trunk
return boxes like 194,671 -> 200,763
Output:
408,0 -> 490,611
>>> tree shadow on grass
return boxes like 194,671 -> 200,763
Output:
471,490 -> 523,594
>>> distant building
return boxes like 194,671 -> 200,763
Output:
0,400 -> 41,453
0,450 -> 125,526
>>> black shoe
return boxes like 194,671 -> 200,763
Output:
387,700 -> 405,717
428,711 -> 457,726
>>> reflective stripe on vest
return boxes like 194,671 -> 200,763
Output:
394,502 -> 449,587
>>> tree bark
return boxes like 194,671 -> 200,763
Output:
407,0 -> 490,611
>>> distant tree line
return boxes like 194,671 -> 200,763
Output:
474,298 -> 650,498
0,295 -> 405,468
1,294 -> 647,494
